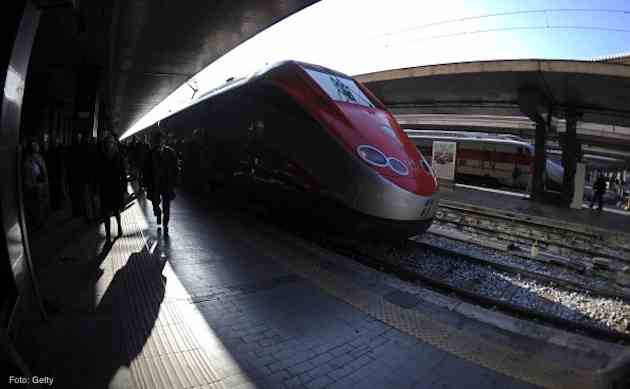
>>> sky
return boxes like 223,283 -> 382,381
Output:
120,0 -> 630,139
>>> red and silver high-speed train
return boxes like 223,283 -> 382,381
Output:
152,61 -> 439,236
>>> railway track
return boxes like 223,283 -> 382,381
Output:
233,191 -> 630,342
437,204 -> 630,263
423,221 -> 630,293
414,231 -> 630,302
432,205 -> 630,292
311,233 -> 630,343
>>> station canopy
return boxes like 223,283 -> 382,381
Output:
356,60 -> 630,154
33,0 -> 318,135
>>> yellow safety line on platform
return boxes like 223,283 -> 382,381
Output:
110,198 -> 619,389
245,225 -> 609,389
109,202 -> 225,389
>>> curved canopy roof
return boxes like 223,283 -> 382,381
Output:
106,0 -> 318,134
356,60 -> 630,151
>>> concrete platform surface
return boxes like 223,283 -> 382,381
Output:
17,191 -> 550,389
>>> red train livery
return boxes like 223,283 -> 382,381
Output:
150,61 -> 439,237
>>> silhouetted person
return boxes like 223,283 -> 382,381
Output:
23,139 -> 50,230
82,136 -> 100,222
99,135 -> 126,242
143,131 -> 178,235
67,132 -> 87,218
590,174 -> 607,211
135,139 -> 149,191
45,137 -> 65,210
127,137 -> 140,184
184,131 -> 203,190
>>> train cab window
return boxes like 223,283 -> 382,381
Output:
302,67 -> 375,108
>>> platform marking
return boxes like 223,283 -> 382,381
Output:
243,222 -> 615,389
107,202 -> 241,389
107,198 -> 622,389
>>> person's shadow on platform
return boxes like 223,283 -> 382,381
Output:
25,246 -> 167,389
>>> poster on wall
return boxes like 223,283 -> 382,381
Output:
431,141 -> 457,180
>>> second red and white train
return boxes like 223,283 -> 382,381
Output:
407,130 -> 564,190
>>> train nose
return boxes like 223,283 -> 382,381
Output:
355,144 -> 437,196
412,150 -> 439,196
391,151 -> 438,197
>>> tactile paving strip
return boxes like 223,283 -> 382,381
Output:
108,202 -> 226,389
243,223 -> 611,389
109,199 -> 617,389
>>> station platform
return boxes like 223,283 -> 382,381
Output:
13,189 -> 553,389
440,184 -> 630,237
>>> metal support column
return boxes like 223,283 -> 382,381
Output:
531,119 -> 548,201
517,86 -> 549,201
0,0 -> 45,325
561,108 -> 578,206
0,0 -> 44,381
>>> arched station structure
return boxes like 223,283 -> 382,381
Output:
356,59 -> 630,202
1,0 -> 317,374
3,4 -> 630,389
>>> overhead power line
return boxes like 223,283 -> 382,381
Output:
390,25 -> 630,47
370,8 -> 630,40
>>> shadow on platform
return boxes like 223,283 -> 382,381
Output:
19,241 -> 166,389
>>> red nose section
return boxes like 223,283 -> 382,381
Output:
334,103 -> 437,197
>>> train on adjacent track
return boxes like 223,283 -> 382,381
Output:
145,61 -> 439,237
407,130 -> 564,190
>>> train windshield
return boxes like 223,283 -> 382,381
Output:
302,67 -> 375,108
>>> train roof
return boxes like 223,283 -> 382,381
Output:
196,60 -> 352,99
157,60 -> 356,127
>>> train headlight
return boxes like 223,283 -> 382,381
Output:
388,158 -> 408,176
357,145 -> 388,167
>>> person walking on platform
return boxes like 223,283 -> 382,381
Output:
84,136 -> 100,222
590,174 -> 607,211
67,132 -> 91,219
23,139 -> 50,230
45,137 -> 65,210
623,180 -> 630,211
143,131 -> 178,235
135,139 -> 149,192
99,135 -> 126,242
127,137 -> 140,185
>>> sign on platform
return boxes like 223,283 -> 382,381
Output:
431,141 -> 457,180
571,162 -> 586,209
